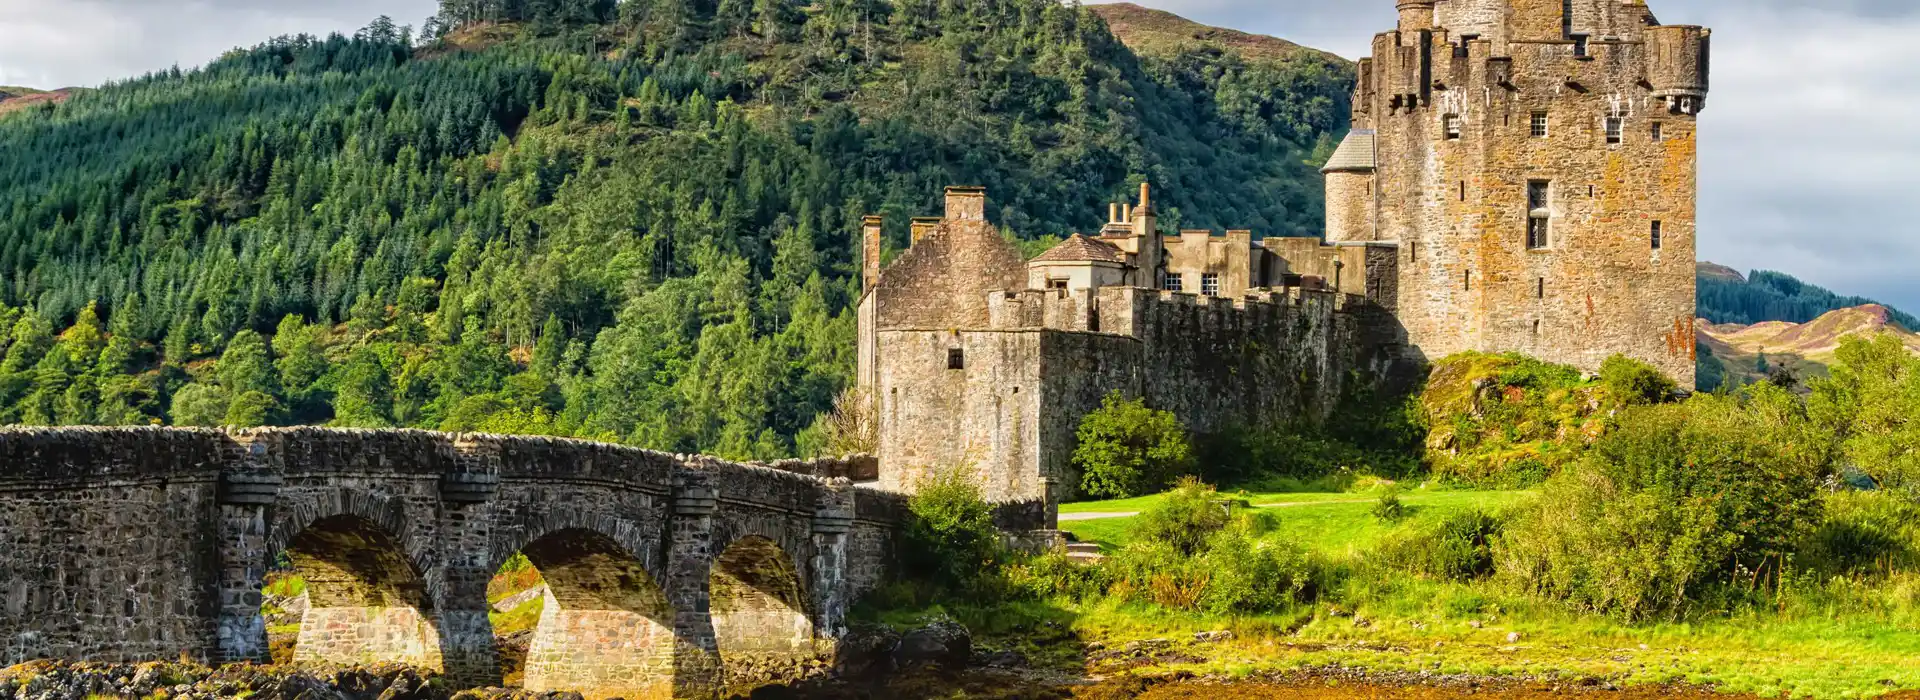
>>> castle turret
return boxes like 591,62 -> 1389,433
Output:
1397,0 -> 1435,31
1351,0 -> 1705,387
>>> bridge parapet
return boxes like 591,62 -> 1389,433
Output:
0,427 -> 905,699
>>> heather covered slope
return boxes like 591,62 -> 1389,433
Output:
1698,304 -> 1920,388
0,2 -> 1353,457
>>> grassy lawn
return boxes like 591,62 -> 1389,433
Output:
1063,488 -> 1535,553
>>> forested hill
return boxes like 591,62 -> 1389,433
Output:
1698,263 -> 1920,329
0,1 -> 1354,458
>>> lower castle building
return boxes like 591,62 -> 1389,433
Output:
856,185 -> 1405,505
859,0 -> 1708,506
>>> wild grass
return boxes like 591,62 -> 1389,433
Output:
1038,487 -> 1920,698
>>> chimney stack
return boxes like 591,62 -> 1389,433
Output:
1109,202 -> 1121,223
944,186 -> 988,222
910,217 -> 942,246
862,215 -> 883,292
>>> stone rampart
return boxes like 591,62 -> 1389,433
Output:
0,428 -> 904,699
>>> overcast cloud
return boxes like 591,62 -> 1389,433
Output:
1,0 -> 1915,311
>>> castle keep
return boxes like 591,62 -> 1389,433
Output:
858,0 -> 1707,506
1327,0 -> 1709,383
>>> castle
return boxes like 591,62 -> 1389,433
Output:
856,0 -> 1709,506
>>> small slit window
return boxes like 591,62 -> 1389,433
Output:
1651,220 -> 1664,250
1531,111 -> 1550,138
1444,114 -> 1462,140
1651,122 -> 1664,141
1201,273 -> 1221,297
1572,35 -> 1590,58
1460,181 -> 1467,201
947,348 -> 965,371
1464,270 -> 1473,291
1537,277 -> 1546,299
1605,116 -> 1624,145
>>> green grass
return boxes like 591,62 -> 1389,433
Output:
1063,488 -> 1534,553
1040,484 -> 1920,697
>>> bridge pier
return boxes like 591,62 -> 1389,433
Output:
810,482 -> 856,641
667,471 -> 725,700
213,451 -> 281,665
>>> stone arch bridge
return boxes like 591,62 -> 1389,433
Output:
0,428 -> 903,699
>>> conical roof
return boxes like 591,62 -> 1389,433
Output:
1321,129 -> 1376,173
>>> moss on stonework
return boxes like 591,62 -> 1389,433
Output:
1420,352 -> 1617,487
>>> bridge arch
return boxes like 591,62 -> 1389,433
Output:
709,534 -> 818,693
508,528 -> 676,699
281,514 -> 443,670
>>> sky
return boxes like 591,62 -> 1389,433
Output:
1,0 -> 1916,311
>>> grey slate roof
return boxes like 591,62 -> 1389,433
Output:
1321,129 -> 1377,173
1032,234 -> 1126,264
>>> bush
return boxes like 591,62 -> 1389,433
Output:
902,469 -> 1005,596
1131,478 -> 1231,557
1074,392 -> 1194,499
1798,490 -> 1920,576
1004,548 -> 1110,601
1493,396 -> 1824,621
1198,523 -> 1314,614
1371,509 -> 1503,581
1600,354 -> 1677,406
1371,486 -> 1407,523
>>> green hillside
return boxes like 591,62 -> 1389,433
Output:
0,1 -> 1353,458
1698,263 -> 1919,329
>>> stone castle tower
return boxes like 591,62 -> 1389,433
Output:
1322,0 -> 1709,385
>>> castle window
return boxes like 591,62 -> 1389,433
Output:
1163,272 -> 1184,292
1046,278 -> 1068,291
1651,220 -> 1664,250
1572,35 -> 1590,58
1201,273 -> 1221,297
1460,181 -> 1467,202
1562,0 -> 1575,37
947,348 -> 965,371
1530,112 -> 1550,138
1527,180 -> 1551,250
1605,116 -> 1624,145
1533,320 -> 1542,335
1651,122 -> 1664,141
1464,270 -> 1472,291
1444,114 -> 1462,139
1538,277 -> 1546,299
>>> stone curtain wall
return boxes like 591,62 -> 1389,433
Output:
0,428 -> 904,699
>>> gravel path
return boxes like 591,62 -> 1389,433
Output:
1059,498 -> 1374,522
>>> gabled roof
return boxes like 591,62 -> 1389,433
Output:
1032,234 -> 1126,265
1321,129 -> 1376,173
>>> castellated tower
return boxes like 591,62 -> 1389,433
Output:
1324,0 -> 1709,386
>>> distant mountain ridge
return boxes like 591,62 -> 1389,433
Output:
0,86 -> 74,116
1697,262 -> 1918,329
1087,3 -> 1348,65
1697,304 -> 1920,389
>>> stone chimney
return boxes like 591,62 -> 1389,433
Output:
944,186 -> 987,222
910,217 -> 942,246
862,215 -> 883,292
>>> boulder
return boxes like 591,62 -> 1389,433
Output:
893,618 -> 972,670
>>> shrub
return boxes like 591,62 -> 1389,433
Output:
1494,396 -> 1824,621
1798,490 -> 1920,576
1198,524 -> 1314,614
1131,478 -> 1231,557
1004,548 -> 1110,601
902,468 -> 1004,595
1371,486 -> 1407,523
1372,509 -> 1503,581
1074,392 -> 1194,499
1600,354 -> 1677,406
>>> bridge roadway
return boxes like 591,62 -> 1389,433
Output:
0,427 -> 904,699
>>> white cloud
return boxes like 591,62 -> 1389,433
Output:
0,0 -> 437,88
